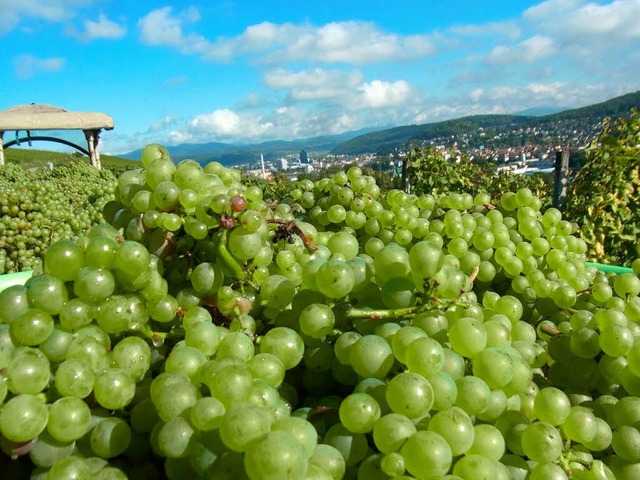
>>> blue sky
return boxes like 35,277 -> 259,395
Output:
1,0 -> 639,155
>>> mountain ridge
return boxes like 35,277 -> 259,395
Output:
331,91 -> 640,155
121,91 -> 639,164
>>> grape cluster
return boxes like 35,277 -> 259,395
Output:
0,162 -> 116,274
1,144 -> 640,480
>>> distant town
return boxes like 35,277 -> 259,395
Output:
244,116 -> 603,180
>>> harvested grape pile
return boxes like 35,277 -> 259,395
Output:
0,162 -> 116,274
1,144 -> 640,480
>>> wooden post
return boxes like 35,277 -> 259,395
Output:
84,129 -> 102,170
553,149 -> 570,208
402,157 -> 410,193
0,131 -> 4,167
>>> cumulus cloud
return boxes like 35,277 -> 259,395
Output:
67,13 -> 126,41
137,8 -> 436,64
0,0 -> 92,34
14,54 -> 65,79
263,68 -> 364,101
525,0 -> 640,41
354,80 -> 414,109
486,35 -> 556,65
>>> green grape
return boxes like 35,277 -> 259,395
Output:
112,336 -> 152,380
271,416 -> 318,458
11,308 -> 54,346
308,444 -> 346,480
26,274 -> 68,315
534,387 -> 571,425
0,284 -> 30,323
165,346 -> 207,378
323,422 -> 368,467
562,406 -> 598,443
73,267 -> 115,304
386,372 -> 434,418
299,303 -> 335,338
614,273 -> 640,298
472,347 -> 514,388
96,294 -> 148,333
259,275 -> 296,308
372,413 -> 417,454
401,430 -> 452,478
453,454 -> 499,479
244,430 -> 307,480
91,417 -> 132,458
338,393 -> 381,434
599,324 -> 633,357
611,426 -> 640,461
28,430 -> 76,468
47,456 -> 93,480
44,239 -> 85,281
390,326 -> 426,364
327,231 -> 359,259
190,396 -> 226,431
47,396 -> 92,443
6,348 -> 50,394
448,317 -> 487,358
0,394 -> 48,442
427,406 -> 474,456
203,363 -> 253,408
54,358 -> 95,398
93,368 -> 136,410
315,259 -> 355,299
454,375 -> 491,416
467,424 -> 505,461
349,334 -> 394,379
521,422 -> 563,463
185,321 -> 220,357
404,336 -> 444,377
220,403 -> 272,452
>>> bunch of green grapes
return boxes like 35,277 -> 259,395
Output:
0,162 -> 116,274
2,143 -> 640,479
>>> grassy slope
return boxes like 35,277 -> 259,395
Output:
3,147 -> 139,171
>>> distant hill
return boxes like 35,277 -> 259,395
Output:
331,91 -> 640,155
513,106 -> 567,116
121,127 -> 386,166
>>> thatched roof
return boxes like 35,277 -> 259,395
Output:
0,104 -> 114,131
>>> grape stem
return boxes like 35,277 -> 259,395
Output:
539,323 -> 561,336
345,298 -> 470,320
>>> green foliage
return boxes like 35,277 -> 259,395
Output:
407,146 -> 553,207
3,148 -> 139,175
564,109 -> 640,265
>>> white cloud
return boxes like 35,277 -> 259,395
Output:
525,0 -> 640,41
147,115 -> 180,133
14,54 -> 65,79
67,13 -> 126,41
565,0 -> 640,37
448,20 -> 522,41
486,35 -> 555,65
190,109 -> 242,135
354,80 -> 414,109
263,68 -> 364,101
137,8 -> 436,64
0,0 -> 92,35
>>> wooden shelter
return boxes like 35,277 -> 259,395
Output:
0,104 -> 114,170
